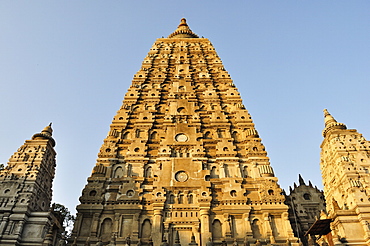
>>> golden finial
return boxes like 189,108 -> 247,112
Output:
322,109 -> 347,137
168,18 -> 199,38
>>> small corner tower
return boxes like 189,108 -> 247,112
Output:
320,109 -> 370,244
285,175 -> 325,244
0,124 -> 59,245
72,19 -> 298,246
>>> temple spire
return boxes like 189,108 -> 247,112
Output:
322,109 -> 347,137
72,18 -> 296,245
298,174 -> 305,186
168,18 -> 199,38
32,123 -> 55,147
41,122 -> 53,137
323,109 -> 337,128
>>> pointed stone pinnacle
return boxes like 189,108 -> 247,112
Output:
168,18 -> 199,38
323,109 -> 337,127
42,123 -> 53,137
322,109 -> 347,137
191,233 -> 196,243
174,231 -> 181,246
189,233 -> 198,246
31,124 -> 56,147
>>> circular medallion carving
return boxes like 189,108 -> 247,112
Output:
175,133 -> 188,142
175,171 -> 188,182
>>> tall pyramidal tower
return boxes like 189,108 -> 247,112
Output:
319,110 -> 370,245
72,19 -> 297,246
0,124 -> 61,245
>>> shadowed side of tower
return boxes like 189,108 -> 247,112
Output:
0,124 -> 62,245
71,19 -> 298,246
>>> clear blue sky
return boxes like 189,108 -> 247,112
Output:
1,1 -> 369,214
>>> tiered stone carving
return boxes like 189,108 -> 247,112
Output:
72,19 -> 298,246
320,109 -> 370,245
0,124 -> 61,245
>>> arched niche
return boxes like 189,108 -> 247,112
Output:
210,166 -> 218,178
135,129 -> 141,138
145,166 -> 153,178
141,219 -> 152,239
230,215 -> 236,238
212,219 -> 222,240
114,166 -> 124,178
243,166 -> 248,178
177,107 -> 186,113
169,194 -> 175,204
150,131 -> 157,140
251,219 -> 262,239
269,215 -> 279,238
178,193 -> 184,204
100,218 -> 113,242
222,164 -> 230,178
188,194 -> 194,204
